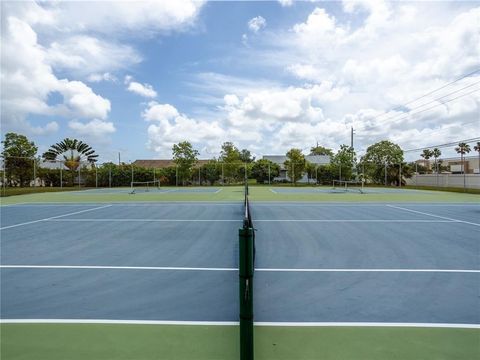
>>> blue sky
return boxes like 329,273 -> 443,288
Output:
1,1 -> 479,163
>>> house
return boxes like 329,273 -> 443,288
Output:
415,156 -> 479,174
262,155 -> 330,182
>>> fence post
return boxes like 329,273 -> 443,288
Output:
399,163 -> 402,187
33,159 -> 36,187
95,167 -> 98,188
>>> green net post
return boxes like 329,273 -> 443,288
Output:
239,226 -> 254,360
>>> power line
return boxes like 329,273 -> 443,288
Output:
369,87 -> 480,128
360,81 -> 480,128
403,137 -> 480,153
365,68 -> 480,123
357,85 -> 480,132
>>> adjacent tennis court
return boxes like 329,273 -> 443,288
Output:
1,187 -> 479,359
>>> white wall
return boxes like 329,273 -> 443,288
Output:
406,174 -> 480,189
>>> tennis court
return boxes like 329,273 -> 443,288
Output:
1,187 -> 479,359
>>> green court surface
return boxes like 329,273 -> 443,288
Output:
1,185 -> 479,204
1,324 -> 478,360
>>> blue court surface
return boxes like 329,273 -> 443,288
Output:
1,202 -> 479,326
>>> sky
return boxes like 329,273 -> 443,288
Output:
1,0 -> 479,163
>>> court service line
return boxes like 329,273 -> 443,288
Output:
0,205 -> 112,231
214,188 -> 223,194
0,319 -> 478,329
43,218 -> 456,223
1,265 -> 478,273
255,219 -> 454,223
47,218 -> 241,223
0,265 -> 237,271
269,189 -> 278,194
387,205 -> 480,227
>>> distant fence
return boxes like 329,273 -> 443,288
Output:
406,174 -> 480,189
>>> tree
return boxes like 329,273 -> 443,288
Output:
331,145 -> 356,181
284,148 -> 305,185
431,148 -> 442,174
455,142 -> 471,174
1,132 -> 38,187
172,141 -> 199,186
200,160 -> 221,185
42,138 -> 98,186
361,140 -> 404,185
473,142 -> 480,173
219,142 -> 243,183
251,159 -> 280,184
239,149 -> 255,163
309,145 -> 334,157
304,162 -> 317,184
420,149 -> 433,173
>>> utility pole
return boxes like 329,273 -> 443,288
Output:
118,152 -> 121,166
351,127 -> 354,149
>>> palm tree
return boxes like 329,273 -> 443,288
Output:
474,142 -> 480,173
455,142 -> 471,192
455,142 -> 471,174
431,148 -> 442,174
43,138 -> 98,186
420,149 -> 433,174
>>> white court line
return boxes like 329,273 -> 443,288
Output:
47,218 -> 240,223
1,265 -> 478,273
0,205 -> 112,230
387,205 -> 480,227
214,188 -> 223,194
254,219 -> 454,223
256,268 -> 479,273
1,202 -> 240,206
254,322 -> 480,329
0,265 -> 237,271
269,189 -> 278,194
0,202 -> 30,207
44,219 -> 456,223
0,319 -> 478,329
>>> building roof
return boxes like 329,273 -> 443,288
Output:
132,159 -> 211,168
263,155 -> 330,165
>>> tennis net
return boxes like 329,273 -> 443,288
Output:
239,181 -> 255,360
130,180 -> 160,194
332,179 -> 364,193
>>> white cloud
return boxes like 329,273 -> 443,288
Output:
0,15 -> 111,136
58,80 -> 111,119
242,33 -> 248,46
278,0 -> 293,7
127,82 -> 158,98
47,36 -> 142,76
87,73 -> 118,83
69,119 -> 116,139
48,1 -> 205,37
124,76 -> 157,98
248,16 -> 266,33
143,102 -> 224,156
287,64 -> 324,82
143,103 -> 179,122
